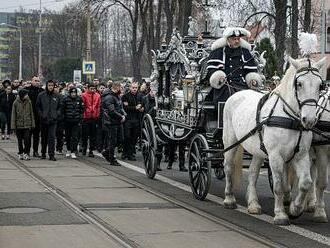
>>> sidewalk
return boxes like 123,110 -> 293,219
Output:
0,140 -> 270,248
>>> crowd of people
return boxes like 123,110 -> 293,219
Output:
0,76 -> 186,170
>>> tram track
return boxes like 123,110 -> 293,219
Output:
0,148 -> 139,248
79,156 -> 286,248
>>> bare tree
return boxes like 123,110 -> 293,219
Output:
291,0 -> 299,58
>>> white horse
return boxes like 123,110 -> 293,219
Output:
222,57 -> 326,225
302,88 -> 330,223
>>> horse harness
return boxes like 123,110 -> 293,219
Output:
256,63 -> 324,162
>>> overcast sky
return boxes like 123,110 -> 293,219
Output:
0,0 -> 77,13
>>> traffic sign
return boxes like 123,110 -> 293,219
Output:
82,61 -> 96,74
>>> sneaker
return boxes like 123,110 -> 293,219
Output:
33,152 -> 41,158
18,154 -> 23,160
71,153 -> 77,159
49,156 -> 57,161
101,150 -> 110,162
110,160 -> 121,166
1,135 -> 4,140
5,135 -> 9,140
23,154 -> 30,161
65,152 -> 71,158
88,151 -> 94,158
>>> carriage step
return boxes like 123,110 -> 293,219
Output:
204,157 -> 223,162
202,148 -> 221,153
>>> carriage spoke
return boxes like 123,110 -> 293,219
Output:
193,142 -> 202,161
190,153 -> 200,168
192,171 -> 200,187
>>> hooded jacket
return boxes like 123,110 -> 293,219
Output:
36,82 -> 61,124
25,84 -> 44,119
11,96 -> 35,130
102,89 -> 126,126
81,90 -> 101,119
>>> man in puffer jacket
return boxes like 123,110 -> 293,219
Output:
11,89 -> 35,160
62,87 -> 84,159
36,80 -> 62,161
81,83 -> 101,157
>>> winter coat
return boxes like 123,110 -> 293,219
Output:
62,95 -> 84,123
26,85 -> 44,118
0,91 -> 16,114
121,91 -> 144,121
36,90 -> 62,125
11,97 -> 35,130
81,90 -> 101,119
143,94 -> 156,117
102,89 -> 126,126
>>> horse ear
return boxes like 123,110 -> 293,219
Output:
288,56 -> 300,69
314,57 -> 327,71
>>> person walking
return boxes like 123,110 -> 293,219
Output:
11,89 -> 35,160
26,76 -> 44,157
62,87 -> 84,159
36,80 -> 62,161
81,83 -> 101,157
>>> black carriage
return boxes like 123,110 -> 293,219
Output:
141,29 -> 265,200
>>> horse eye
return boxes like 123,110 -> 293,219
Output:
297,82 -> 302,88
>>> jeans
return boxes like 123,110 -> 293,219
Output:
65,122 -> 81,153
16,129 -> 31,155
40,123 -> 57,156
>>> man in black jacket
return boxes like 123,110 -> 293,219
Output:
62,87 -> 84,159
36,80 -> 61,161
122,82 -> 144,160
26,76 -> 44,157
101,82 -> 126,166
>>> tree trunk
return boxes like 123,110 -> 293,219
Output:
274,0 -> 287,74
291,0 -> 299,58
182,0 -> 192,36
164,0 -> 176,43
155,0 -> 163,48
303,0 -> 311,32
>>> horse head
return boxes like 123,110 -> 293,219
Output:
277,57 -> 326,129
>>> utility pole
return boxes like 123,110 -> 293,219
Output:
86,0 -> 92,82
38,0 -> 42,80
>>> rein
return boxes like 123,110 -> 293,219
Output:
222,63 -> 322,163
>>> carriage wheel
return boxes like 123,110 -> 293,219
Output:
188,134 -> 211,200
141,114 -> 157,179
214,164 -> 225,180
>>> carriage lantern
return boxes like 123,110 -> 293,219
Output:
182,75 -> 196,104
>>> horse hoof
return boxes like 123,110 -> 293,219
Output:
274,218 -> 290,226
313,216 -> 328,223
305,205 -> 316,213
289,212 -> 303,219
248,206 -> 262,215
289,203 -> 303,219
224,202 -> 237,209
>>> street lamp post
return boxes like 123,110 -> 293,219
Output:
0,23 -> 22,81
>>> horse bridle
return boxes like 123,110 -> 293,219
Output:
294,59 -> 324,110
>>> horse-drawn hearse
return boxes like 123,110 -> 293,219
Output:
141,28 -> 267,200
141,28 -> 330,225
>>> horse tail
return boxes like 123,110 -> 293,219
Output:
233,145 -> 244,191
